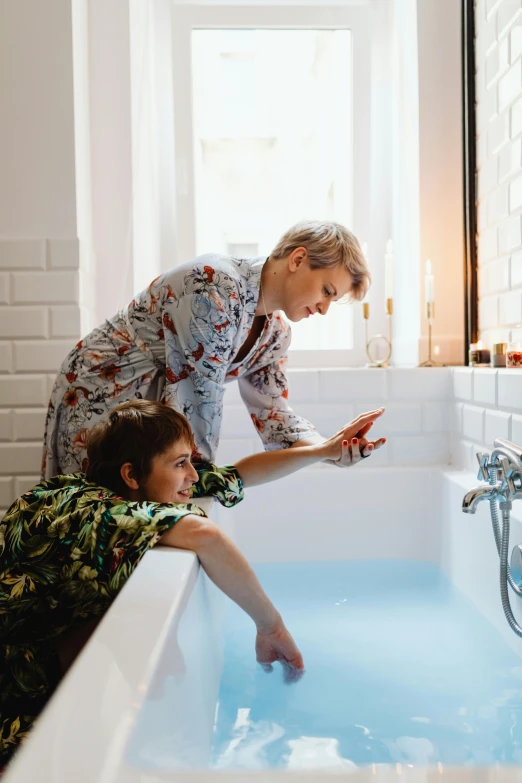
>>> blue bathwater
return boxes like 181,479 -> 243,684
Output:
129,561 -> 522,771
211,561 -> 522,770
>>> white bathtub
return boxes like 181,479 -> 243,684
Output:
5,467 -> 522,783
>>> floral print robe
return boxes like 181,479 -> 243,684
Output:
0,463 -> 243,768
42,255 -> 316,478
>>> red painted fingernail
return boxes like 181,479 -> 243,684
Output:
343,440 -> 348,445
352,438 -> 358,444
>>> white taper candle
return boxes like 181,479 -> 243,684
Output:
384,240 -> 394,300
425,259 -> 434,304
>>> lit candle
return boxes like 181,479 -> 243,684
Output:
385,240 -> 393,300
425,259 -> 434,304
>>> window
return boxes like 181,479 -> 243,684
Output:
172,3 -> 371,365
227,242 -> 259,258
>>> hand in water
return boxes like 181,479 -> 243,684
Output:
256,621 -> 304,683
260,661 -> 305,684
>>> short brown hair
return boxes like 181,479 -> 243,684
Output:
270,220 -> 371,301
85,400 -> 194,495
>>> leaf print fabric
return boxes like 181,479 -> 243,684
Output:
0,463 -> 243,767
41,254 -> 316,477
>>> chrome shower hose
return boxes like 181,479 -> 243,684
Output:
489,467 -> 522,596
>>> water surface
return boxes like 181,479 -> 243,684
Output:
131,560 -> 522,770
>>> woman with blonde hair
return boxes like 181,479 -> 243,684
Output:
42,220 -> 384,478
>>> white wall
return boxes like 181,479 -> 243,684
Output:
218,367 -> 453,467
0,0 -> 77,238
475,0 -> 522,347
218,365 -> 522,476
0,0 -> 87,511
451,365 -> 522,470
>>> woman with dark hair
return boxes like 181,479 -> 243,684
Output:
42,221 -> 385,479
1,399 -> 384,769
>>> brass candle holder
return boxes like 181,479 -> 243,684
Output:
363,299 -> 393,368
419,302 -> 443,367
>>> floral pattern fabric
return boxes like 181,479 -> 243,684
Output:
0,463 -> 243,767
41,254 -> 316,478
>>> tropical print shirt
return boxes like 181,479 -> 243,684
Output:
0,464 -> 243,767
42,254 -> 316,479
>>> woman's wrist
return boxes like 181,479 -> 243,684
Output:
307,441 -> 330,461
255,607 -> 283,635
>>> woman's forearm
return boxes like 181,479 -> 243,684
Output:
159,517 -> 280,632
234,444 -> 325,487
288,433 -> 326,447
159,516 -> 304,669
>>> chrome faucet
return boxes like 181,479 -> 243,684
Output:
463,437 -> 522,634
462,437 -> 522,514
462,483 -> 501,513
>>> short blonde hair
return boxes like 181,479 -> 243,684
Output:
270,220 -> 371,301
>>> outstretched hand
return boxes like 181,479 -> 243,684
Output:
321,408 -> 387,467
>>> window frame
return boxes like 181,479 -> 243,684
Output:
170,2 -> 371,367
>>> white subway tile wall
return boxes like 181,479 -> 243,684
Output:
498,367 -> 522,407
463,403 -> 486,442
451,366 -> 522,466
0,239 -> 46,270
14,340 -> 76,373
0,410 -> 12,441
319,368 -> 388,401
388,368 -> 451,400
476,0 -> 522,348
0,238 -> 83,514
297,402 -> 356,435
422,402 -> 450,432
485,407 -> 511,441
0,275 -> 9,306
218,366 -> 522,474
0,478 -> 14,508
453,368 -> 474,400
12,409 -> 47,442
512,412 -> 522,442
218,369 -> 452,469
389,434 -> 449,467
473,367 -> 498,404
50,305 -> 81,338
48,239 -> 80,270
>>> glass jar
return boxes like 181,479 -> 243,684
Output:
507,342 -> 522,368
492,343 -> 507,367
469,342 -> 491,365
